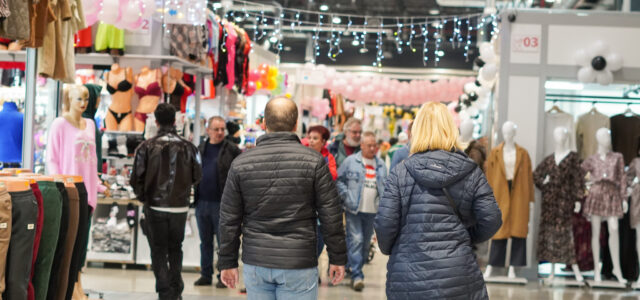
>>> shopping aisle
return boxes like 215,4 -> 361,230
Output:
83,251 -> 640,300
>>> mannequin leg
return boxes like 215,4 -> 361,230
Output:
483,265 -> 493,279
549,263 -> 555,280
571,264 -> 584,282
590,216 -> 602,282
507,266 -> 516,278
606,217 -> 627,284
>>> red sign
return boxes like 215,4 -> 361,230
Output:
512,34 -> 541,53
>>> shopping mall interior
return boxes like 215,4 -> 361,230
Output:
1,0 -> 640,299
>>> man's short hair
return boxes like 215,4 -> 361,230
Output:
264,97 -> 298,132
343,118 -> 362,131
154,103 -> 176,126
208,116 -> 225,127
362,131 -> 376,141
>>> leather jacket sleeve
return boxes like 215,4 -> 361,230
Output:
315,159 -> 347,266
130,143 -> 148,202
191,145 -> 203,186
218,165 -> 244,270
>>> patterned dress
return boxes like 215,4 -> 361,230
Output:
534,152 -> 583,264
581,152 -> 627,218
627,158 -> 640,228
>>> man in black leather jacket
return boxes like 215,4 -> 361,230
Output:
131,103 -> 202,300
218,97 -> 347,299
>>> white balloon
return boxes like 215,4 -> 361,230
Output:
476,96 -> 490,109
606,53 -> 623,71
589,40 -> 609,58
99,0 -> 121,24
574,49 -> 590,67
466,106 -> 479,117
477,85 -> 492,97
458,110 -> 470,122
120,1 -> 141,25
577,67 -> 596,83
596,71 -> 614,86
479,43 -> 494,59
141,0 -> 156,18
464,82 -> 478,94
480,63 -> 498,82
480,50 -> 496,64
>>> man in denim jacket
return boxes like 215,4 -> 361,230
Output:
336,131 -> 387,292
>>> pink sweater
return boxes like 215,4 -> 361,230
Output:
46,117 -> 104,208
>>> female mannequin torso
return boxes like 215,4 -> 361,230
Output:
105,64 -> 134,131
134,67 -> 163,132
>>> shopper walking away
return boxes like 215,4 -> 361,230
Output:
336,131 -> 387,292
389,122 -> 412,171
374,102 -> 502,300
329,118 -> 362,167
193,116 -> 242,288
218,97 -> 347,300
131,103 -> 202,300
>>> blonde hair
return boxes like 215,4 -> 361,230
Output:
62,85 -> 89,112
410,102 -> 463,154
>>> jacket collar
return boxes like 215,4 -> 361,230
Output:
353,152 -> 383,168
495,142 -> 525,179
200,137 -> 228,152
157,125 -> 178,136
256,132 -> 301,146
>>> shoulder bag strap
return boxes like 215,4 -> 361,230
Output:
442,187 -> 463,222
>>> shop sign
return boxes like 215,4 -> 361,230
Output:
124,18 -> 152,47
510,24 -> 542,64
512,34 -> 540,53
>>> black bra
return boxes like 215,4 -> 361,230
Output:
106,80 -> 133,94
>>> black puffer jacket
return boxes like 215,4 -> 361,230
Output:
374,150 -> 502,300
131,126 -> 202,207
218,132 -> 347,270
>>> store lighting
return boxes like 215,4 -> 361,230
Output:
359,48 -> 369,53
436,50 -> 445,57
284,46 -> 292,51
269,36 -> 278,43
545,81 -> 585,91
235,16 -> 243,22
319,4 -> 329,11
212,2 -> 222,9
352,40 -> 360,46
429,9 -> 440,15
332,16 -> 341,24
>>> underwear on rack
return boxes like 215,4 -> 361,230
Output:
0,38 -> 11,47
134,82 -> 162,98
74,26 -> 92,48
166,82 -> 185,111
95,23 -> 125,52
108,109 -> 130,124
134,112 -> 148,124
180,86 -> 193,114
106,79 -> 133,94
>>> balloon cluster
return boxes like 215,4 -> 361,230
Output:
454,37 -> 499,121
246,64 -> 287,96
302,64 -> 474,106
575,40 -> 622,86
84,0 -> 156,29
383,106 -> 419,119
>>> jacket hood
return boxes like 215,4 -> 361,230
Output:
405,150 -> 477,189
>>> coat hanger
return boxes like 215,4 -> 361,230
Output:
547,100 -> 564,114
589,102 -> 599,114
624,103 -> 636,117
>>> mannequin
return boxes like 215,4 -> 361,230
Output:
105,64 -> 134,131
536,127 -> 584,282
162,67 -> 188,112
583,128 -> 627,284
459,119 -> 474,144
484,121 -> 534,280
133,67 -> 163,132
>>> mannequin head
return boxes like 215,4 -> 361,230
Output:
553,127 -> 569,149
502,121 -> 517,144
62,85 -> 89,115
459,119 -> 474,143
596,127 -> 611,149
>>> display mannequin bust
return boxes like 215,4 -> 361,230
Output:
105,63 -> 134,131
459,119 -> 474,144
589,127 -> 627,283
134,67 -> 163,132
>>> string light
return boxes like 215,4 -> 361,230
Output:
464,18 -> 472,62
375,19 -> 384,68
395,18 -> 403,54
435,19 -> 443,66
422,19 -> 429,66
408,18 -> 416,53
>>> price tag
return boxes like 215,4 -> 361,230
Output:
512,34 -> 541,53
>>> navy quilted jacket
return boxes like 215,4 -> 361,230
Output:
374,150 -> 502,300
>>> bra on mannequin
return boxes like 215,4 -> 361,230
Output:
134,82 -> 162,98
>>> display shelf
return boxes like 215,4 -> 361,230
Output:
586,280 -> 627,289
75,53 -> 213,76
484,276 -> 528,285
0,50 -> 26,62
97,197 -> 141,206
102,130 -> 144,136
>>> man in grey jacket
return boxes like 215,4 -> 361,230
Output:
218,97 -> 347,299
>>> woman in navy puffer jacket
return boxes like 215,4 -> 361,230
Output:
374,102 -> 502,300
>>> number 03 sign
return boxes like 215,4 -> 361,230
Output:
513,35 -> 541,53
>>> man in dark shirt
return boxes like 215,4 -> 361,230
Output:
194,116 -> 242,287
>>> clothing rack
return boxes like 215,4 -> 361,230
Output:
545,94 -> 640,106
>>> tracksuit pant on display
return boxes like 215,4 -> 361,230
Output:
0,188 -> 12,299
4,190 -> 38,300
53,186 -> 79,300
28,183 -> 45,300
33,181 -> 62,300
144,206 -> 188,300
65,183 -> 89,300
46,183 -> 69,300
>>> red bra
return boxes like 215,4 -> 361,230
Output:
135,82 -> 162,98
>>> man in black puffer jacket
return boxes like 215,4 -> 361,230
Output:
219,97 -> 347,299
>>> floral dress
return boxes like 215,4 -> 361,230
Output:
581,152 -> 627,218
533,152 -> 583,264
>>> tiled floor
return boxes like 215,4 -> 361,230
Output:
82,252 -> 640,300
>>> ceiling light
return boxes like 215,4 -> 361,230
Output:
235,16 -> 243,22
332,17 -> 341,24
429,9 -> 440,15
269,36 -> 278,43
319,4 -> 329,11
351,40 -> 360,46
359,48 -> 369,54
436,50 -> 445,57
212,2 -> 222,9
284,46 -> 292,51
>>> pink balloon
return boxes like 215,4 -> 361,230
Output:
249,69 -> 261,81
246,81 -> 256,96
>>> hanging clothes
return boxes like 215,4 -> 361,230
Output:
82,84 -> 103,174
572,198 -> 594,271
94,23 -> 125,53
627,158 -> 640,228
485,143 -> 535,240
576,110 -> 610,160
0,0 -> 8,21
24,0 -> 56,48
224,22 -> 237,90
464,138 -> 487,173
0,0 -> 30,40
581,152 -> 626,218
610,114 -> 640,166
544,111 -> 576,157
533,152 -> 583,264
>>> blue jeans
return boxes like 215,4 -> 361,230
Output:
243,264 -> 318,300
345,212 -> 376,281
195,200 -> 221,279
